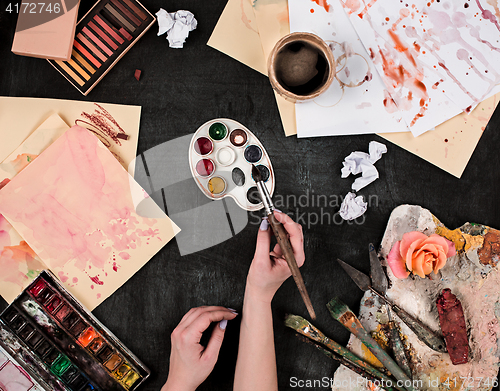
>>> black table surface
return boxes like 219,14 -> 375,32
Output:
1,1 -> 500,390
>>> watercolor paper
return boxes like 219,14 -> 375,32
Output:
206,0 -> 499,177
0,114 -> 70,304
0,97 -> 141,174
289,0 -> 412,136
0,126 -> 180,310
341,0 -> 500,135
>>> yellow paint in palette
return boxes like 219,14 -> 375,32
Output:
114,362 -> 131,379
121,370 -> 141,389
55,61 -> 85,86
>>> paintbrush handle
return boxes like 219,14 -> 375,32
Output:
370,288 -> 447,353
297,335 -> 399,391
267,213 -> 316,320
327,299 -> 417,391
285,315 -> 406,391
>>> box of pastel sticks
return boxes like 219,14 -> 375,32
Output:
0,270 -> 150,391
47,0 -> 155,95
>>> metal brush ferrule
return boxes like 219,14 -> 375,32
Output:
256,181 -> 274,215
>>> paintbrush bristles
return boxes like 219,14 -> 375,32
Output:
326,297 -> 350,319
251,164 -> 262,182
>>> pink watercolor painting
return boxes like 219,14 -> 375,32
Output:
0,126 -> 179,310
342,0 -> 500,135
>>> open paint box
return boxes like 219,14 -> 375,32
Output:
188,119 -> 275,211
0,270 -> 149,391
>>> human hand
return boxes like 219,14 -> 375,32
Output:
161,306 -> 238,391
246,210 -> 305,303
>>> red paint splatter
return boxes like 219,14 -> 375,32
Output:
97,293 -> 101,299
113,262 -> 119,272
310,8 -> 314,13
91,285 -> 94,290
58,271 -> 69,283
72,277 -> 78,283
89,275 -> 104,285
77,103 -> 128,149
311,0 -> 330,12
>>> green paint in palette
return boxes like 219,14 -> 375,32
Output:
50,354 -> 71,377
208,122 -> 228,141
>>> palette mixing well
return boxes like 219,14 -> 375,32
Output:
189,119 -> 275,211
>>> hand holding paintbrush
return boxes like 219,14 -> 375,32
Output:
252,165 -> 316,319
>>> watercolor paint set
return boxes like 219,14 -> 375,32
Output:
0,270 -> 149,391
189,119 -> 275,211
48,0 -> 155,95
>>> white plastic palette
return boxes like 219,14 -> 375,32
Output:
188,118 -> 275,211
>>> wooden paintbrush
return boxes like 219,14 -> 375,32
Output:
327,297 -> 417,391
284,314 -> 406,391
252,165 -> 316,320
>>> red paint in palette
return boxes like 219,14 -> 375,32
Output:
78,327 -> 98,347
74,41 -> 102,68
196,159 -> 215,177
29,279 -> 46,297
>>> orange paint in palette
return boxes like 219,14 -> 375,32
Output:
0,271 -> 149,390
48,0 -> 155,95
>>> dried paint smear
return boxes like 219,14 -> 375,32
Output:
332,205 -> 500,391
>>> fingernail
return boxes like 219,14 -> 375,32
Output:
219,319 -> 228,330
260,219 -> 269,231
274,209 -> 282,213
227,308 -> 238,314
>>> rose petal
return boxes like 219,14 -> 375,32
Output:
434,250 -> 447,273
411,251 -> 426,278
400,231 -> 428,260
417,243 -> 439,257
405,238 -> 426,271
445,238 -> 456,258
387,241 -> 410,279
422,253 -> 434,275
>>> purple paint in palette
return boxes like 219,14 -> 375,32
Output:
0,270 -> 150,390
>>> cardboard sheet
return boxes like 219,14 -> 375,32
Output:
0,126 -> 180,310
208,0 -> 267,75
0,97 -> 141,174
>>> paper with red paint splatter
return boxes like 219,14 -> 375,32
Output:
0,113 -> 69,304
0,97 -> 141,174
0,126 -> 180,310
289,0 -> 411,136
341,0 -> 500,135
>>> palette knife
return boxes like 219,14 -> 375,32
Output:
336,257 -> 447,353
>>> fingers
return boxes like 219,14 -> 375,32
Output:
184,308 -> 237,344
203,319 -> 228,362
177,306 -> 233,332
272,211 -> 305,266
254,219 -> 272,260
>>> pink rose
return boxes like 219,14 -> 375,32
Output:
387,232 -> 456,279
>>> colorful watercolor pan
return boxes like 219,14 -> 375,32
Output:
0,270 -> 150,390
188,119 -> 275,211
47,0 -> 155,95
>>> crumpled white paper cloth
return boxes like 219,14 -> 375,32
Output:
341,141 -> 387,192
156,9 -> 197,49
339,192 -> 367,221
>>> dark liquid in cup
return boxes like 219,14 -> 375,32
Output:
275,41 -> 329,96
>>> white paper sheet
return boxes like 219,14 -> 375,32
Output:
342,0 -> 500,135
289,0 -> 410,137
339,192 -> 367,220
341,141 -> 387,191
157,9 -> 197,49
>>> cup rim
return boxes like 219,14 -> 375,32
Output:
268,32 -> 336,103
